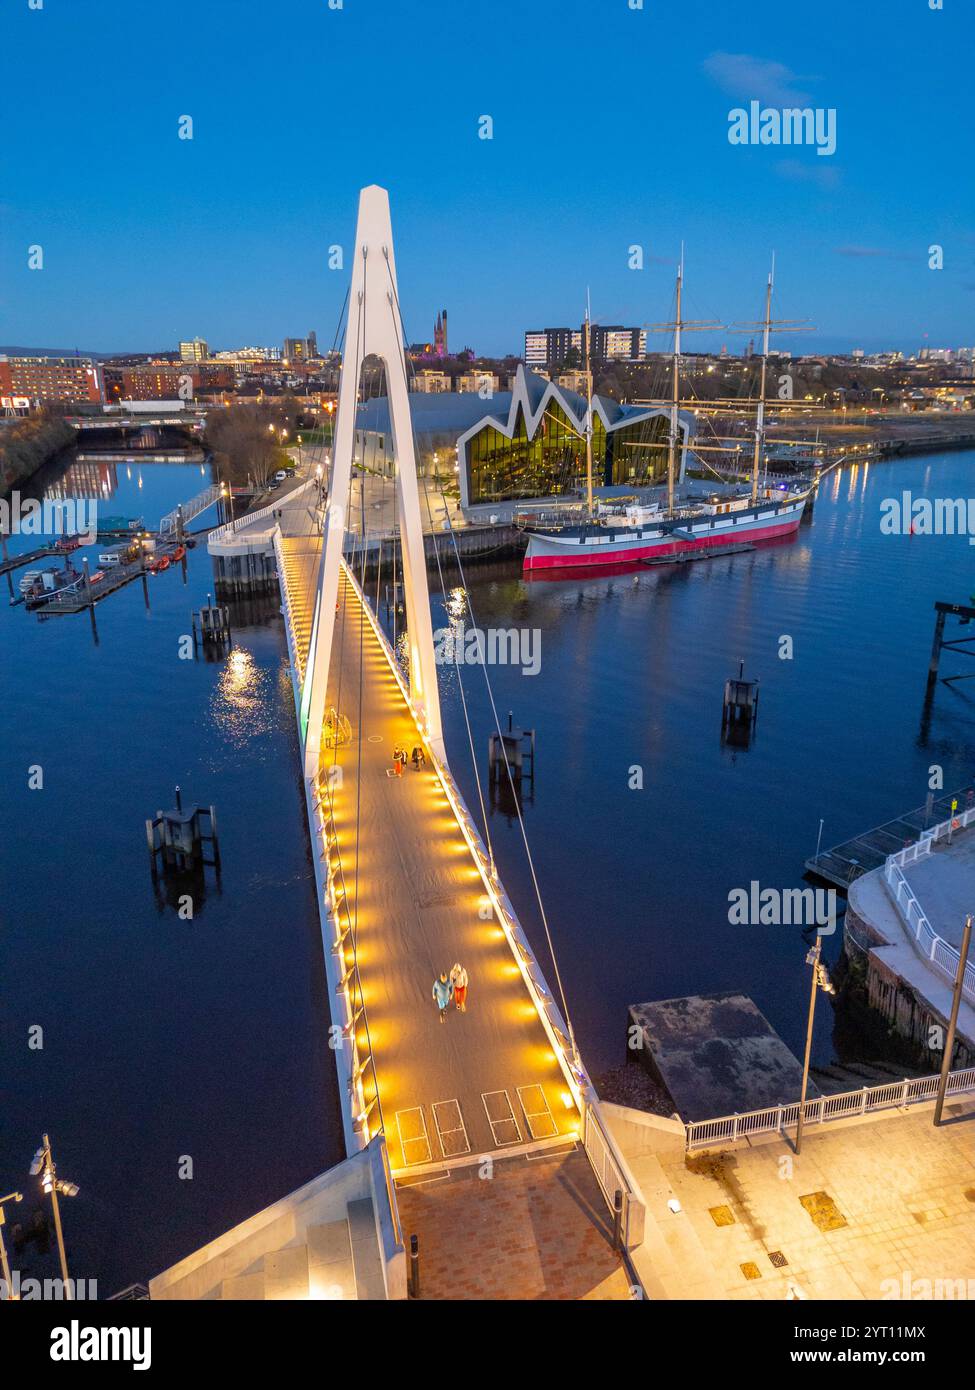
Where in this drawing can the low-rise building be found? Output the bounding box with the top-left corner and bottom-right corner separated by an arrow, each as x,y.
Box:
413,370 -> 450,393
353,364 -> 691,507
456,371 -> 500,395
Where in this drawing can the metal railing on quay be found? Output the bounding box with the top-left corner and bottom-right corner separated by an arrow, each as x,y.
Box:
685,1067 -> 975,1151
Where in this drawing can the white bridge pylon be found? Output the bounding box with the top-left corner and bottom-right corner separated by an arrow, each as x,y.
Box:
301,185 -> 445,778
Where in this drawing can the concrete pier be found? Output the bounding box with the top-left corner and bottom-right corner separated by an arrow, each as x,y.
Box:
844,818 -> 975,1068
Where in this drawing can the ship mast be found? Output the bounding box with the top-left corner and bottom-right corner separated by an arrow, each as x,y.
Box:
669,253 -> 683,517
647,249 -> 720,518
584,289 -> 594,518
751,256 -> 774,504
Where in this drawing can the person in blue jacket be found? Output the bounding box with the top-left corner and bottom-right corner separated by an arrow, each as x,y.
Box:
432,971 -> 453,1023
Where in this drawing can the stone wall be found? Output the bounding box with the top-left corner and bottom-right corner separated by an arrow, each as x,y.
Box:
844,899 -> 974,1069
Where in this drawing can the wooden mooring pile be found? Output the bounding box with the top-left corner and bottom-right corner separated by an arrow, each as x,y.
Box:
146,786 -> 220,874
488,712 -> 535,785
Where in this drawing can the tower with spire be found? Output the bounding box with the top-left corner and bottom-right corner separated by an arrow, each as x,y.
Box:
434,308 -> 448,358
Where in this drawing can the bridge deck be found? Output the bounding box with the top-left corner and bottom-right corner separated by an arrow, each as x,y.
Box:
276,538 -> 630,1297
322,564 -> 580,1170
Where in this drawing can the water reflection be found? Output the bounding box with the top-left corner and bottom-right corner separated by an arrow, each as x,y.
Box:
210,647 -> 277,746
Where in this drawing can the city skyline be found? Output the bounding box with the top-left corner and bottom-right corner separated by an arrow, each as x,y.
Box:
4,0 -> 973,357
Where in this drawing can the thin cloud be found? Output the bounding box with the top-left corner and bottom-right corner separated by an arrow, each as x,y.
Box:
775,159 -> 840,191
702,52 -> 812,106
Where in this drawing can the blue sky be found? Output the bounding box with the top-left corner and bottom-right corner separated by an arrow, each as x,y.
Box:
2,0 -> 973,356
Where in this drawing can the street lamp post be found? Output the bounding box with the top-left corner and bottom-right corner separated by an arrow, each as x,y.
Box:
934,914 -> 973,1126
0,1191 -> 24,1298
30,1135 -> 78,1295
795,937 -> 835,1154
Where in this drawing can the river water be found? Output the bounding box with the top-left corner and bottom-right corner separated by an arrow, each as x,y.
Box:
2,445 -> 974,1292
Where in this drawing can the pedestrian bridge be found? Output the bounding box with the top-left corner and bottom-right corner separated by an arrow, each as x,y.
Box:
274,528 -> 645,1297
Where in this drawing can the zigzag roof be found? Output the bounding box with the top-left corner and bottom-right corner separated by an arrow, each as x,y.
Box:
352,365 -> 694,446
455,364 -> 693,450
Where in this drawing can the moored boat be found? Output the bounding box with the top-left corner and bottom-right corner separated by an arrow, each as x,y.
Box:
523,256 -> 812,574
23,559 -> 83,609
523,488 -> 808,570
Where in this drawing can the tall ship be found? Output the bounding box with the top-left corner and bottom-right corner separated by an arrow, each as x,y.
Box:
523,260 -> 811,573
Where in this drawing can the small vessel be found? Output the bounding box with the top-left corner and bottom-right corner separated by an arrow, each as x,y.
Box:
54,534 -> 83,553
523,259 -> 811,573
23,559 -> 83,609
170,544 -> 186,564
147,554 -> 171,574
96,514 -> 144,537
98,540 -> 138,566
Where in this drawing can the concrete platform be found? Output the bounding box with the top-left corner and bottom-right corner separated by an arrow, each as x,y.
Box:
606,1093 -> 975,1300
629,992 -> 815,1124
903,827 -> 975,950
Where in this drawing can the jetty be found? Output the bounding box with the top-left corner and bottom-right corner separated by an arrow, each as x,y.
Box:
805,786 -> 975,887
0,543 -> 63,576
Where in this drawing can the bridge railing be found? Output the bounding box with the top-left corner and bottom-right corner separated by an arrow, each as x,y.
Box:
685,1066 -> 975,1151
316,768 -> 385,1143
275,529 -> 383,1152
160,483 -> 223,536
583,1103 -> 645,1249
209,478 -> 318,546
340,559 -> 646,1249
883,805 -> 975,1006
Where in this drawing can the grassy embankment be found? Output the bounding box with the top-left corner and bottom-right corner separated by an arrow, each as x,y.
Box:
0,411 -> 77,492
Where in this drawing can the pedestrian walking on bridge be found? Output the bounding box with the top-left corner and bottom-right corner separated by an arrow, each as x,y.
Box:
450,962 -> 469,1012
432,971 -> 453,1024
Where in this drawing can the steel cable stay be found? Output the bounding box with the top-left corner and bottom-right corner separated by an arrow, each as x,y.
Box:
381,253 -> 580,1065
379,255 -> 494,879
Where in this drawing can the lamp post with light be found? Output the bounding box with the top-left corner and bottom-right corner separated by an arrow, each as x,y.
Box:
30,1135 -> 78,1295
934,914 -> 973,1126
795,937 -> 835,1154
0,1190 -> 24,1298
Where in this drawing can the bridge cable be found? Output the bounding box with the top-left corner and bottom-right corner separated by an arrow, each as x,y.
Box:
379,258 -> 495,877
381,257 -> 578,1059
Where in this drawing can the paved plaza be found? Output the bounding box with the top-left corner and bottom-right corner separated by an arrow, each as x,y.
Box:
612,1096 -> 975,1300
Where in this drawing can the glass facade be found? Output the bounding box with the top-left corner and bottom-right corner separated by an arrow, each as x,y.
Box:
604,414 -> 670,487
464,401 -> 672,503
